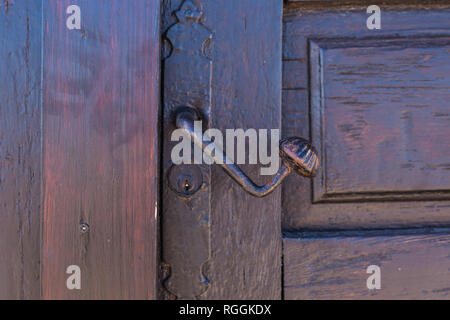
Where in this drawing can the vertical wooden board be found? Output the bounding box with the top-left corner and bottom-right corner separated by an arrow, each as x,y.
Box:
0,1 -> 42,300
204,0 -> 283,299
42,0 -> 160,299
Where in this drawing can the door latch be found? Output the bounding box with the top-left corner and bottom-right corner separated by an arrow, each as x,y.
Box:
173,107 -> 319,197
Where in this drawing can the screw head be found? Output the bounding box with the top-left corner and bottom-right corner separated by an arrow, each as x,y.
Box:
79,223 -> 90,234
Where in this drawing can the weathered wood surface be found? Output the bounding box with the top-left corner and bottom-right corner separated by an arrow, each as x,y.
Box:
162,0 -> 283,299
283,2 -> 450,301
311,37 -> 450,202
42,0 -> 160,299
286,0 -> 450,5
282,3 -> 450,230
206,0 -> 282,299
284,231 -> 450,299
0,0 -> 42,300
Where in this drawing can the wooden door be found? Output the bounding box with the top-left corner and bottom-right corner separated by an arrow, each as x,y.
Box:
282,1 -> 450,299
3,0 -> 450,301
160,0 -> 283,299
161,0 -> 450,300
0,0 -> 160,299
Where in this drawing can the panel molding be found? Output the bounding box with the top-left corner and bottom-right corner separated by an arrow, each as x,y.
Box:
282,5 -> 450,230
310,37 -> 450,204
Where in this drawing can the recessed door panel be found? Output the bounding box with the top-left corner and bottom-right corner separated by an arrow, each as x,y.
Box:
283,4 -> 450,230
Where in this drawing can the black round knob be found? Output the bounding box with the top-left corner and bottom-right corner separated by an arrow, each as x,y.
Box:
279,137 -> 319,178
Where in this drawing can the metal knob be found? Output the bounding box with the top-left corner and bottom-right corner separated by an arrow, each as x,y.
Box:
173,107 -> 319,197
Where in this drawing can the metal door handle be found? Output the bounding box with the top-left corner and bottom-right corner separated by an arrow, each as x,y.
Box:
173,107 -> 319,197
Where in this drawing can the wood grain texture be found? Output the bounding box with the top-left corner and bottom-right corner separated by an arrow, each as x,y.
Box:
282,4 -> 450,230
206,0 -> 283,299
311,37 -> 450,202
42,0 -> 160,299
284,231 -> 450,299
162,0 -> 283,299
285,0 -> 450,5
0,0 -> 42,300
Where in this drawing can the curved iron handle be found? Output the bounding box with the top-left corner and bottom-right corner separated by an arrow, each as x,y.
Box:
174,107 -> 319,197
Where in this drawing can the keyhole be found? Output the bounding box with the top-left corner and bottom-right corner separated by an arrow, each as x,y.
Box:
168,165 -> 202,197
184,179 -> 192,192
176,174 -> 196,195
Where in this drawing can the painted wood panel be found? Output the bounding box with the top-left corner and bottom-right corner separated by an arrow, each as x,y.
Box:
311,37 -> 450,202
0,0 -> 42,300
206,0 -> 283,299
282,4 -> 450,230
42,0 -> 160,299
283,2 -> 450,301
284,231 -> 450,299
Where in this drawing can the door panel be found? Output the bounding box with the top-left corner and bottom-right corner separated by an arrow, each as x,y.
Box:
284,231 -> 450,299
282,3 -> 450,230
42,0 -> 160,299
311,38 -> 450,200
0,1 -> 42,300
282,1 -> 450,299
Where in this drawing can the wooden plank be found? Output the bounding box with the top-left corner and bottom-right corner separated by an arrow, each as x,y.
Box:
42,0 -> 160,299
285,0 -> 450,5
284,231 -> 450,299
205,0 -> 283,299
0,1 -> 42,300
